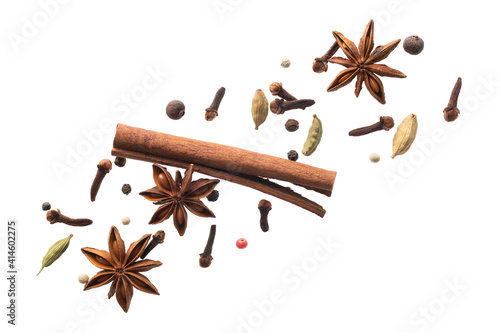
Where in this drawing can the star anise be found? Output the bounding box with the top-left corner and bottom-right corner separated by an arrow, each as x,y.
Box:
81,226 -> 162,313
326,19 -> 406,104
139,164 -> 219,236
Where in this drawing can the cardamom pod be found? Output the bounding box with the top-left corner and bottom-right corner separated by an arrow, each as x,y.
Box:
302,114 -> 323,156
391,114 -> 418,158
37,234 -> 73,276
251,89 -> 269,130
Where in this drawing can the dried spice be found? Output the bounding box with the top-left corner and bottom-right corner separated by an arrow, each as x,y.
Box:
122,183 -> 132,195
139,164 -> 219,236
287,150 -> 298,161
90,159 -> 112,202
81,226 -> 162,313
302,114 -> 323,156
391,114 -> 418,158
46,209 -> 93,227
270,99 -> 315,115
114,157 -> 126,167
199,225 -> 216,268
348,116 -> 394,136
140,230 -> 165,259
236,238 -> 248,249
258,199 -> 272,232
205,87 -> 225,121
369,153 -> 380,163
78,273 -> 89,284
251,89 -> 269,130
269,82 -> 297,101
121,217 -> 131,225
285,119 -> 299,132
37,234 -> 73,276
206,190 -> 219,202
281,58 -> 291,68
166,100 -> 185,120
113,124 -> 336,217
327,20 -> 406,104
443,77 -> 462,122
403,36 -> 424,55
42,202 -> 51,211
313,41 -> 339,73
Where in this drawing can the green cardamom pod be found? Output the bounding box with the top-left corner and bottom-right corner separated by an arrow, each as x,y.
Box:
391,114 -> 418,158
251,89 -> 269,130
302,114 -> 323,156
37,234 -> 73,276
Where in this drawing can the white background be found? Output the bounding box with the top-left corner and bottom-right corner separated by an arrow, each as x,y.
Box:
1,0 -> 499,332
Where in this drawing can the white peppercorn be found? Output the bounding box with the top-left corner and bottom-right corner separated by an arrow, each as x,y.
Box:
78,273 -> 89,284
369,153 -> 380,163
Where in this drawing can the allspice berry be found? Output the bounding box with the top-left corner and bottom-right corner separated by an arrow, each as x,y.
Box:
166,100 -> 185,120
42,202 -> 51,211
287,150 -> 299,161
122,184 -> 132,195
285,119 -> 299,132
206,190 -> 219,202
403,36 -> 424,55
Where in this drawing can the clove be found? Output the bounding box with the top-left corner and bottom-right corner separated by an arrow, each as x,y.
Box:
199,225 -> 216,268
312,41 -> 339,73
443,77 -> 461,122
205,87 -> 226,121
90,159 -> 112,202
258,199 -> 272,232
140,230 -> 165,259
348,116 -> 394,136
270,99 -> 315,115
46,209 -> 93,227
269,82 -> 297,101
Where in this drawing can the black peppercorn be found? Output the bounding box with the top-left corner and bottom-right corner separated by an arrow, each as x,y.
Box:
287,150 -> 298,161
166,100 -> 185,120
42,202 -> 51,211
206,190 -> 219,202
403,36 -> 424,55
122,184 -> 132,195
285,119 -> 299,132
114,157 -> 126,167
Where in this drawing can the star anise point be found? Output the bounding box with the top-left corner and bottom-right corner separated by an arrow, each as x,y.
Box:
327,20 -> 405,104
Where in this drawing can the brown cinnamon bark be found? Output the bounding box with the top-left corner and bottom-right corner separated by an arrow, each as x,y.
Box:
112,148 -> 327,217
113,124 -> 335,195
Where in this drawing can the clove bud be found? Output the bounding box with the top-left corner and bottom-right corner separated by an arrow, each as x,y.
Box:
348,116 -> 394,136
199,225 -> 216,268
270,99 -> 315,115
140,230 -> 165,259
258,199 -> 272,232
443,77 -> 461,122
46,209 -> 93,227
90,159 -> 112,202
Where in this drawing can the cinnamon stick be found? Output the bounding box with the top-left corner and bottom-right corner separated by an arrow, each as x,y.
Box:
112,147 -> 327,217
113,124 -> 335,195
